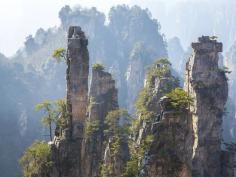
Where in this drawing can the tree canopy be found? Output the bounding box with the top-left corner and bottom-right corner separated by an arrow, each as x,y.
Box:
19,141 -> 52,177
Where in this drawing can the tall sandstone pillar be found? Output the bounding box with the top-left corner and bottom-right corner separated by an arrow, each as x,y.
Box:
185,36 -> 228,177
49,27 -> 89,177
67,26 -> 89,138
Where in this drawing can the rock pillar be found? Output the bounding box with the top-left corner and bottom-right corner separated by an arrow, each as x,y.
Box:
67,26 -> 89,138
185,36 -> 228,177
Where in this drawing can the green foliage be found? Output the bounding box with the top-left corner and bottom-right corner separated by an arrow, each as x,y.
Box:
138,135 -> 154,159
135,58 -> 175,122
35,100 -> 55,126
35,99 -> 68,139
166,88 -> 193,110
54,99 -> 68,130
121,156 -> 139,177
143,135 -> 154,149
156,58 -> 171,66
110,137 -> 122,157
122,135 -> 154,177
128,59 -> 182,176
135,87 -> 155,121
52,48 -> 66,62
85,120 -> 100,137
19,141 -> 52,177
105,109 -> 131,137
92,63 -> 105,71
146,58 -> 171,87
100,164 -> 113,177
98,109 -> 132,176
88,96 -> 97,111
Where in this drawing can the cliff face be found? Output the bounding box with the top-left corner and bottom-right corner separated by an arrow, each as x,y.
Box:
50,26 -> 90,177
141,101 -> 192,177
67,26 -> 89,138
134,60 -> 192,177
185,36 -> 229,177
82,67 -> 118,177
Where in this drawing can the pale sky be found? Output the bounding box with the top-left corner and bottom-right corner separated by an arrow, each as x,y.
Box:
0,0 -> 190,57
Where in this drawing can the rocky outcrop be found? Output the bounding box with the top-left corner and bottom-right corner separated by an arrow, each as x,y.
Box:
140,98 -> 192,177
135,59 -> 179,145
185,36 -> 230,177
103,135 -> 129,177
82,67 -> 118,177
134,60 -> 185,177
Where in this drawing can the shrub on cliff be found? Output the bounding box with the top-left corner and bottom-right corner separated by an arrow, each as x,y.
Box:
146,58 -> 172,87
85,120 -> 100,136
105,109 -> 131,137
19,141 -> 52,177
92,63 -> 105,71
100,164 -> 113,177
135,87 -> 155,121
166,87 -> 193,110
122,135 -> 154,177
135,58 -> 177,121
99,109 -> 131,176
52,48 -> 66,62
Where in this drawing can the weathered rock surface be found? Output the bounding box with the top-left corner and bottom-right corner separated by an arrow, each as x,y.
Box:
135,62 -> 192,177
103,136 -> 130,177
50,26 -> 89,177
137,36 -> 233,177
185,36 -> 230,177
67,26 -> 89,138
82,67 -> 118,177
221,151 -> 235,177
136,60 -> 179,146
140,103 -> 192,177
